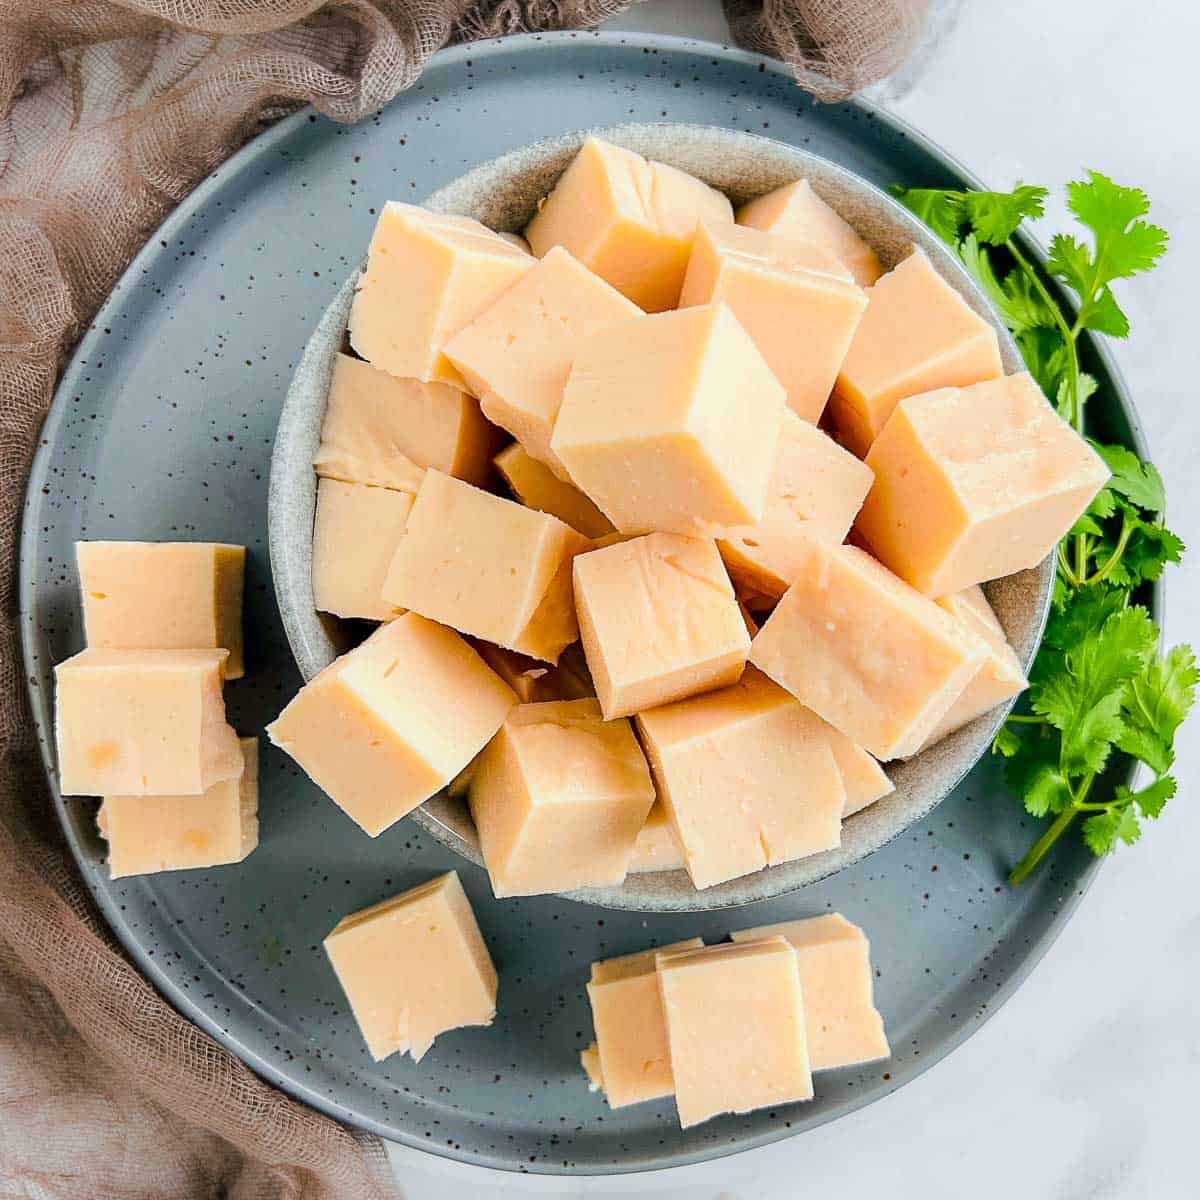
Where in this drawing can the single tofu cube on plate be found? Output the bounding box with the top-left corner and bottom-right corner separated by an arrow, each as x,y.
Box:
551,304 -> 785,536
77,541 -> 245,679
494,441 -> 615,539
468,698 -> 656,897
55,648 -> 242,797
855,372 -> 1111,596
323,871 -> 497,1062
266,614 -> 516,836
657,937 -> 813,1128
98,737 -> 258,877
573,533 -> 750,720
679,220 -> 867,422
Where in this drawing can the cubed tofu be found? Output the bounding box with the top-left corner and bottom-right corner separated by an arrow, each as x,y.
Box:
749,541 -> 987,760
468,699 -> 656,898
348,203 -> 532,385
55,649 -> 242,797
98,737 -> 258,877
573,533 -> 750,720
920,585 -> 1027,746
382,471 -> 590,663
494,442 -> 615,539
583,939 -> 704,1107
627,800 -> 687,874
635,668 -> 844,889
524,137 -> 733,312
314,352 -> 499,491
679,221 -> 867,422
822,721 -> 894,816
657,938 -> 813,1128
311,479 -> 411,621
829,248 -> 1003,455
444,246 -> 641,476
551,305 -> 786,536
266,614 -> 515,836
323,871 -> 497,1061
855,372 -> 1111,596
730,913 -> 890,1070
717,412 -> 875,605
736,179 -> 884,286
76,541 -> 245,679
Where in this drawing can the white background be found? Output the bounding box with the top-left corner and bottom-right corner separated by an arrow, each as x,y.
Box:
387,1 -> 1200,1195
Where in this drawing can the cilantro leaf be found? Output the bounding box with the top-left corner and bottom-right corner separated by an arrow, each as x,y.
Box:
959,235 -> 1057,339
1023,764 -> 1073,818
992,723 -> 1022,758
1091,443 -> 1166,513
890,186 -> 963,244
961,185 -> 1047,244
1066,172 -> 1169,281
1129,775 -> 1176,820
1040,585 -> 1124,652
1082,805 -> 1142,855
1116,646 -> 1198,774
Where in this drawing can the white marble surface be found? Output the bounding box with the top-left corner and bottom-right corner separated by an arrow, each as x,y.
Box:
387,1 -> 1200,1194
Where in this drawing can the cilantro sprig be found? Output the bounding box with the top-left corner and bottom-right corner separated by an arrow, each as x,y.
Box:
893,173 -> 1193,884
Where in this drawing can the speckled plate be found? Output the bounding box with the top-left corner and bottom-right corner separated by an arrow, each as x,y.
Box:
268,122 -> 1047,912
20,32 -> 1148,1177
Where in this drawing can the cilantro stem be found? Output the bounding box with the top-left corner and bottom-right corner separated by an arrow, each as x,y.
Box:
1005,714 -> 1046,725
1085,510 -> 1133,585
1007,807 -> 1077,885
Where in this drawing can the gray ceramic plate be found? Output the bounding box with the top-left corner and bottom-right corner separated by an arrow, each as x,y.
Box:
269,123 -> 1047,912
20,32 -> 1148,1176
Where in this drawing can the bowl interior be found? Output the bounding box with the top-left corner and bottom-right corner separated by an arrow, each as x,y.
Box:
268,122 -> 1048,913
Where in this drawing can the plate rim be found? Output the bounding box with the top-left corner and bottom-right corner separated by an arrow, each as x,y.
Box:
18,28 -> 1153,1176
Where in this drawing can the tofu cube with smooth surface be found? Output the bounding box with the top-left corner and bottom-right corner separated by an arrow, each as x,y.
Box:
750,541 -> 987,760
627,800 -> 687,874
444,246 -> 642,476
920,586 -> 1027,747
736,179 -> 884,286
494,442 -> 615,539
311,479 -> 411,621
348,202 -> 532,385
573,533 -> 750,720
657,937 -> 813,1128
583,939 -> 704,1107
314,352 -> 499,491
77,541 -> 245,679
382,471 -> 590,663
98,737 -> 258,877
830,248 -> 1003,455
679,221 -> 867,422
730,913 -> 890,1070
718,412 -> 875,605
551,305 -> 786,536
524,137 -> 733,312
55,649 -> 242,797
266,614 -> 515,836
635,668 -> 845,889
468,699 -> 656,897
855,372 -> 1111,596
823,721 -> 894,817
323,871 -> 497,1062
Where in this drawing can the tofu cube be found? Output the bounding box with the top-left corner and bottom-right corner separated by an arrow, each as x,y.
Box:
730,913 -> 890,1070
823,721 -> 894,817
348,202 -> 532,385
749,541 -> 987,760
55,648 -> 242,796
583,939 -> 703,1107
679,221 -> 867,422
77,541 -> 245,679
524,137 -> 733,312
736,179 -> 884,286
657,938 -> 813,1128
573,533 -> 750,720
830,248 -> 1003,455
323,871 -> 497,1061
635,668 -> 845,889
627,800 -> 687,874
266,614 -> 515,836
468,699 -> 656,897
98,737 -> 258,877
855,372 -> 1111,596
311,479 -> 411,621
444,246 -> 641,476
382,471 -> 590,663
920,585 -> 1027,747
494,442 -> 615,539
717,411 -> 875,605
314,352 -> 499,491
551,305 -> 786,536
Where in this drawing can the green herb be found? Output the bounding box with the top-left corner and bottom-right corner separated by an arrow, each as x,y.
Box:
892,173 -> 1193,884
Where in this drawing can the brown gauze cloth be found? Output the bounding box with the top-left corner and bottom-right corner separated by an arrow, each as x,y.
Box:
0,2 -> 926,1197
